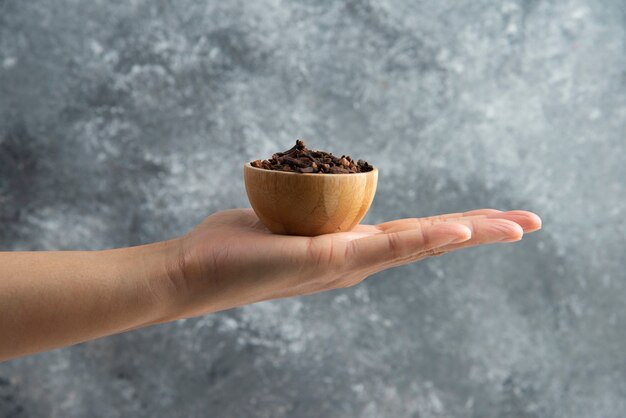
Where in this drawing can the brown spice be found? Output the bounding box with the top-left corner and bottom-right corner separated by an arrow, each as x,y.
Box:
249,140 -> 374,174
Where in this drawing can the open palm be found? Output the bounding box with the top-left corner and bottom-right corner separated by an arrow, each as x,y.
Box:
170,208 -> 541,319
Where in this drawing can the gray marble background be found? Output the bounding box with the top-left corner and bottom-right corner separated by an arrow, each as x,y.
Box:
1,0 -> 625,417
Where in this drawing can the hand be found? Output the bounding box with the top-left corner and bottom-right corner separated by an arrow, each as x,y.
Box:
164,208 -> 541,320
0,207 -> 541,360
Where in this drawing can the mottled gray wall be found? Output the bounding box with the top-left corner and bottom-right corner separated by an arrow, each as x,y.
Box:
1,0 -> 625,417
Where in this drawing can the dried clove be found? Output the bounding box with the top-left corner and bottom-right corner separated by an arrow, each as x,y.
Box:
249,140 -> 374,174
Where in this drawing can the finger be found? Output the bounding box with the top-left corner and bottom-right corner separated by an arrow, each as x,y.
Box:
381,218 -> 525,270
449,218 -> 524,244
379,210 -> 541,235
489,210 -> 542,233
345,222 -> 472,270
424,218 -> 524,258
376,209 -> 502,232
350,224 -> 384,235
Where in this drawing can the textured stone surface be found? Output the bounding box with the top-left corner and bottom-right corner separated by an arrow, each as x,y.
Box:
1,0 -> 625,416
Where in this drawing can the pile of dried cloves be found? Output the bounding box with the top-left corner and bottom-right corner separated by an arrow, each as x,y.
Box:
250,140 -> 373,174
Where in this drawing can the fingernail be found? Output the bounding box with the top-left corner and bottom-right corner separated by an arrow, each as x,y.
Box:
499,235 -> 523,243
528,215 -> 543,232
431,224 -> 472,245
448,234 -> 471,244
441,231 -> 472,245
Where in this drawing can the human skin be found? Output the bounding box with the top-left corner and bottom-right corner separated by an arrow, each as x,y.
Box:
0,208 -> 541,361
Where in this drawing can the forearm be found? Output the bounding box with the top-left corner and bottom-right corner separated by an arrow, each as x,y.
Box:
0,240 -> 180,361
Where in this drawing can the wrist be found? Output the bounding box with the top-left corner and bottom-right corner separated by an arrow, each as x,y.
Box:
104,238 -> 187,326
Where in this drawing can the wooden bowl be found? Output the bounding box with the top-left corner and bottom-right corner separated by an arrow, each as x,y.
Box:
244,164 -> 378,236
